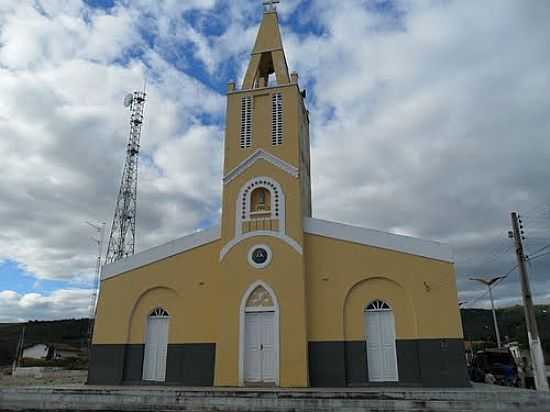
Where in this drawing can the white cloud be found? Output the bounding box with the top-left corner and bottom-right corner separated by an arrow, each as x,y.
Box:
0,2 -> 224,286
0,2 -> 139,69
0,289 -> 92,322
1,0 -> 550,322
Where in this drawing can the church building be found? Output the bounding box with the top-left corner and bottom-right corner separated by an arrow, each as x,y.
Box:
89,4 -> 469,388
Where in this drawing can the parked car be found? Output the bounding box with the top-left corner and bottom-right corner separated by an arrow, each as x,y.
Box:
469,349 -> 519,386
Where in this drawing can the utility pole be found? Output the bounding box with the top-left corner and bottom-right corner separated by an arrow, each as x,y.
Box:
510,211 -> 549,391
469,276 -> 504,348
12,324 -> 25,374
85,221 -> 106,351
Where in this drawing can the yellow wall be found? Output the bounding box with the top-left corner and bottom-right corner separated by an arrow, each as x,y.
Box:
304,233 -> 464,342
94,228 -> 463,387
224,85 -> 304,173
93,240 -> 222,345
214,234 -> 309,387
94,230 -> 310,387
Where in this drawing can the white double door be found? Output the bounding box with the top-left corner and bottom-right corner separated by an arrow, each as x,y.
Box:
244,311 -> 276,383
366,310 -> 399,382
142,316 -> 169,382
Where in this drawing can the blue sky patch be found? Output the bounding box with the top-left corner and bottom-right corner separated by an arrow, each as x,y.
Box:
84,0 -> 115,10
0,260 -> 73,294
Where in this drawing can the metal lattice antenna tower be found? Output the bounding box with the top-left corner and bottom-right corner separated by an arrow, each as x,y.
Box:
105,91 -> 146,263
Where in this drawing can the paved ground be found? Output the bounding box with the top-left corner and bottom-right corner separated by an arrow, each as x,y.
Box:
2,381 -> 550,411
0,370 -> 87,387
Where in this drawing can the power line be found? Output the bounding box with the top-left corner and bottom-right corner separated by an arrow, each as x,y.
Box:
456,241 -> 514,271
528,243 -> 550,259
521,203 -> 550,222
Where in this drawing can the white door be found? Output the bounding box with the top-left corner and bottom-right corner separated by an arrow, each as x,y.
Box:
143,314 -> 169,382
366,304 -> 398,382
244,311 -> 276,383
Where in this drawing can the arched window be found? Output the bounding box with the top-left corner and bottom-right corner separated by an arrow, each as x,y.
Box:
246,285 -> 274,308
366,300 -> 391,312
149,307 -> 169,317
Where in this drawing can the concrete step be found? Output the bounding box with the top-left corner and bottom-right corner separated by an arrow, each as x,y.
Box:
1,385 -> 550,412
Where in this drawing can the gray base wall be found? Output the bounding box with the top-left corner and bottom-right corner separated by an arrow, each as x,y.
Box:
88,343 -> 215,386
3,386 -> 550,412
308,338 -> 470,388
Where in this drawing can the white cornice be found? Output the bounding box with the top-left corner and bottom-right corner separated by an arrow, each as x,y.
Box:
304,218 -> 454,263
219,231 -> 303,261
223,149 -> 298,185
101,226 -> 220,281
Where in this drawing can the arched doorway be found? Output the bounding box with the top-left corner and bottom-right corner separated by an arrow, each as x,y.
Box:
239,282 -> 279,385
365,300 -> 398,382
142,307 -> 170,382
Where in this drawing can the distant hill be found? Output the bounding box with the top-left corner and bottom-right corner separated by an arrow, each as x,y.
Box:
0,319 -> 90,366
461,304 -> 550,360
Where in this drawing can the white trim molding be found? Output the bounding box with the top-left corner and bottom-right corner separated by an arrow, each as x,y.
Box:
220,231 -> 302,261
101,226 -> 221,281
223,149 -> 298,185
239,280 -> 280,386
304,217 -> 454,263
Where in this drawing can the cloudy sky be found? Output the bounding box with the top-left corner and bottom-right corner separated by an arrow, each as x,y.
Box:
1,0 -> 550,322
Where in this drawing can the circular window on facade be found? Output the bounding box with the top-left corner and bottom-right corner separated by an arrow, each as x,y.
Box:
248,245 -> 272,269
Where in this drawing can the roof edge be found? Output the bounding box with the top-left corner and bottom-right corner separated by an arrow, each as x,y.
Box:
304,217 -> 454,263
223,149 -> 298,185
101,226 -> 221,281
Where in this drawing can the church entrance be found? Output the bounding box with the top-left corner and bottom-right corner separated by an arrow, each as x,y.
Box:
244,311 -> 276,383
365,300 -> 399,382
241,283 -> 279,385
142,307 -> 170,382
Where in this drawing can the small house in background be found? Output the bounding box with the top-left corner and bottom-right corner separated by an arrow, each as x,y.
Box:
21,344 -> 52,360
21,343 -> 84,361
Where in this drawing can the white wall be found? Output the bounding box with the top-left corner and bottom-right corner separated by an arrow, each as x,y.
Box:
22,344 -> 48,359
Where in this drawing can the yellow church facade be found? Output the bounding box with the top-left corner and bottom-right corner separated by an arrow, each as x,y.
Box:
88,8 -> 469,388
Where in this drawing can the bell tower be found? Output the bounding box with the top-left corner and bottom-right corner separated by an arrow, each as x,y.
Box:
216,3 -> 311,387
220,6 -> 311,252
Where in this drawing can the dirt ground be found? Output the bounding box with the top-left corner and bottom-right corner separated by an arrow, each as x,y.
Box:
0,369 -> 87,387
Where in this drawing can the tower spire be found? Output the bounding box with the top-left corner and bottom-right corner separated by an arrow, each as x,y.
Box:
263,0 -> 280,12
242,4 -> 290,90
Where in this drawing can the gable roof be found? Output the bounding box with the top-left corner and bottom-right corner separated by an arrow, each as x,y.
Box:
101,218 -> 453,282
223,149 -> 298,185
101,226 -> 220,281
304,217 -> 454,263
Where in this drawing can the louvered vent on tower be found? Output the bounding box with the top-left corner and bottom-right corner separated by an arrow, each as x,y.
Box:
240,96 -> 253,149
272,93 -> 283,145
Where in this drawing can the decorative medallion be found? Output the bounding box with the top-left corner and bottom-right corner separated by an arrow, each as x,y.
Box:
248,244 -> 272,269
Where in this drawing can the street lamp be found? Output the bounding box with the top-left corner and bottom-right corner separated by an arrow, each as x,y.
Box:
469,276 -> 504,349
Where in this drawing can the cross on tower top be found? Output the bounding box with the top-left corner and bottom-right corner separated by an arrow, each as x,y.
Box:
263,0 -> 280,12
